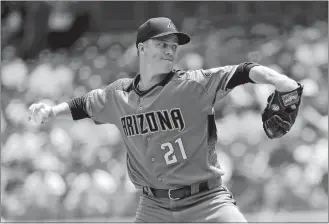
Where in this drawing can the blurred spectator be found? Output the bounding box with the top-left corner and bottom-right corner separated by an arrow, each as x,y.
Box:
46,1 -> 91,51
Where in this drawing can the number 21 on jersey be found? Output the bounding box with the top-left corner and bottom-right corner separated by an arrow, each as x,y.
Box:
161,138 -> 187,165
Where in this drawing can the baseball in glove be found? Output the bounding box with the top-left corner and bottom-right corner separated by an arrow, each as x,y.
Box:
262,83 -> 303,139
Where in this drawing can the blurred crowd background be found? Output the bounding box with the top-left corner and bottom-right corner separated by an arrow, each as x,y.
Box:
1,1 -> 328,222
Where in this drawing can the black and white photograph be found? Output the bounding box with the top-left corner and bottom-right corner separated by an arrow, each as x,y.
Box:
1,1 -> 328,223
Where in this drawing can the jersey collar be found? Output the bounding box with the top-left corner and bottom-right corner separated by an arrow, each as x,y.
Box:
132,71 -> 175,97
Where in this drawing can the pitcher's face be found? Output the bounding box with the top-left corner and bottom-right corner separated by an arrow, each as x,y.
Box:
143,34 -> 179,73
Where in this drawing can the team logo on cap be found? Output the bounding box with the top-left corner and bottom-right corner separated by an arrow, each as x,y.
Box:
167,21 -> 177,30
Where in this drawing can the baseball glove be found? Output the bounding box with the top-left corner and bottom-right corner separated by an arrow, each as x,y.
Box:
262,83 -> 303,139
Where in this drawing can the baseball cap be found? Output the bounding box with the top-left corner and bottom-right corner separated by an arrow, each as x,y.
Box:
136,17 -> 191,47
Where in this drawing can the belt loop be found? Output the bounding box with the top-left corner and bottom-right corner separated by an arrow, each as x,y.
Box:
190,182 -> 199,194
146,186 -> 155,196
143,187 -> 148,195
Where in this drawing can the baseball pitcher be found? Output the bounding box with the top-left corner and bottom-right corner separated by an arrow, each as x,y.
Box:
28,17 -> 303,222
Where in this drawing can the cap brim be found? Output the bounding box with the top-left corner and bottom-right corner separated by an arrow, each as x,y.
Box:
151,31 -> 191,45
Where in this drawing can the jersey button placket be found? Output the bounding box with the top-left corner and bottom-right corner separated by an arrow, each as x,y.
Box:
138,97 -> 143,111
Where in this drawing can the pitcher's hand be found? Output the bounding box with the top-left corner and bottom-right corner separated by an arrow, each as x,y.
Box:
28,103 -> 54,124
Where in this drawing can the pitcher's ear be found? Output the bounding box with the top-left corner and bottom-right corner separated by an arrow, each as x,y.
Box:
137,43 -> 145,54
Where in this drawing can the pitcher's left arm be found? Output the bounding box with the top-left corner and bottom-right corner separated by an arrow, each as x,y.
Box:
190,62 -> 303,139
247,65 -> 303,139
248,65 -> 299,91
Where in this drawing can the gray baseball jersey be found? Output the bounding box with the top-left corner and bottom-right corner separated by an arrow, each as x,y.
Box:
84,66 -> 239,190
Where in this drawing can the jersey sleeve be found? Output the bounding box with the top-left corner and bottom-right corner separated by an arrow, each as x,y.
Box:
85,84 -> 115,124
195,65 -> 238,101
